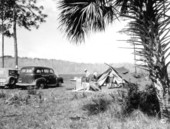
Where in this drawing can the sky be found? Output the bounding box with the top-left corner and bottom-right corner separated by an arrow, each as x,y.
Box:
2,0 -> 134,64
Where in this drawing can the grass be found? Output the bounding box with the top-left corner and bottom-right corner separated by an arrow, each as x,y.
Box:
0,75 -> 169,129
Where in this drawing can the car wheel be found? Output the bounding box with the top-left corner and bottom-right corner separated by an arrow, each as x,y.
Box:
9,78 -> 16,89
37,81 -> 46,89
56,82 -> 62,87
4,85 -> 9,89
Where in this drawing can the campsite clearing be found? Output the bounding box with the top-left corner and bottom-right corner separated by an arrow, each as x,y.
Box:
0,74 -> 168,129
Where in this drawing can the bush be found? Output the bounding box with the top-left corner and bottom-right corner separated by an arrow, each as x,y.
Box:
5,90 -> 44,106
5,92 -> 27,106
122,83 -> 160,117
81,82 -> 160,119
82,96 -> 111,115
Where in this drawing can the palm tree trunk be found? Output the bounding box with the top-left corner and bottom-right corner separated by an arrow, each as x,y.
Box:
13,7 -> 18,69
148,42 -> 170,119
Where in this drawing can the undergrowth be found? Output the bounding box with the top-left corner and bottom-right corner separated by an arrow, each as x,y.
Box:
0,90 -> 6,99
124,83 -> 160,117
4,88 -> 44,106
82,82 -> 160,119
0,82 -> 167,129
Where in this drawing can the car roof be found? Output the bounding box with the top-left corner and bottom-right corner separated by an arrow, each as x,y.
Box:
20,66 -> 53,70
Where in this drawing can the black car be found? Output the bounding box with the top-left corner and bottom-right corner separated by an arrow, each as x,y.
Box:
16,66 -> 63,89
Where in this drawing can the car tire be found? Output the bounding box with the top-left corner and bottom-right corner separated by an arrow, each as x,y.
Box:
37,81 -> 46,89
9,78 -> 16,89
56,82 -> 62,87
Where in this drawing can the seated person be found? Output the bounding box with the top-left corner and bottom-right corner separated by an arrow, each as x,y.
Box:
84,71 -> 101,91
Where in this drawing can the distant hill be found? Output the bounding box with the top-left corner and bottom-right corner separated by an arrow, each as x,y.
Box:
0,56 -> 136,74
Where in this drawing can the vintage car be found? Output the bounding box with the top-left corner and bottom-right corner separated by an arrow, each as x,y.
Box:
16,66 -> 63,89
0,68 -> 18,88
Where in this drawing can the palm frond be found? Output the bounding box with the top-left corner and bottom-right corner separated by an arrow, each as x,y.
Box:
58,0 -> 117,43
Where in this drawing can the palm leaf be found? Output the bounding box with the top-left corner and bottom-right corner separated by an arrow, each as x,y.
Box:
59,0 -> 117,43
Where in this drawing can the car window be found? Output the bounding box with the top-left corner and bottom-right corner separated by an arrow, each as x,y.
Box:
21,68 -> 33,73
35,69 -> 42,74
44,69 -> 49,74
50,69 -> 54,74
27,69 -> 33,73
21,69 -> 26,73
9,70 -> 17,76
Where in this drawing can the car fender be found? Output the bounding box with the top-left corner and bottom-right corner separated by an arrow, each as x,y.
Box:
57,77 -> 64,83
35,78 -> 46,85
7,77 -> 16,84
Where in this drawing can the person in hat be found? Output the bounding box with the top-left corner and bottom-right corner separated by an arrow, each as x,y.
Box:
84,69 -> 91,82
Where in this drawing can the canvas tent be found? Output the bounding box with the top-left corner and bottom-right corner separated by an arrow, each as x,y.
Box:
97,65 -> 128,88
71,64 -> 129,91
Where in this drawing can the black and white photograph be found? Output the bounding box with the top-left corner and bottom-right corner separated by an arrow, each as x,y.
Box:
0,0 -> 170,128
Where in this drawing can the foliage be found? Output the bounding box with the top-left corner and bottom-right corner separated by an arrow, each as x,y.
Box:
58,1 -> 170,119
0,82 -> 169,129
59,0 -> 118,42
27,86 -> 38,95
4,89 -> 44,107
0,0 -> 47,67
0,0 -> 11,36
1,0 -> 47,32
0,90 -> 6,99
123,0 -> 170,85
121,83 -> 160,117
81,82 -> 159,118
58,0 -> 170,84
5,92 -> 28,106
82,96 -> 111,115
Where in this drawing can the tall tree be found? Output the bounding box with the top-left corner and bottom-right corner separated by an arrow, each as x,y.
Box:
58,0 -> 170,121
4,0 -> 47,68
0,0 -> 12,68
0,0 -> 5,68
120,0 -> 170,120
0,0 -> 10,67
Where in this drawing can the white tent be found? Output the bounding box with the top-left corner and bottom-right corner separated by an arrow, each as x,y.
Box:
97,64 -> 127,88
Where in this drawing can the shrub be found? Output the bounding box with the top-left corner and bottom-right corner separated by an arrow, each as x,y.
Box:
81,82 -> 159,119
82,96 -> 111,115
122,83 -> 160,117
5,90 -> 44,106
5,92 -> 26,106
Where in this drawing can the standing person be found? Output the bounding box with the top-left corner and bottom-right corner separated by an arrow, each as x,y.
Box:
84,69 -> 91,82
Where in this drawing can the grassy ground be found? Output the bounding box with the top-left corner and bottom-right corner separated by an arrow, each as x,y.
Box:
0,75 -> 169,129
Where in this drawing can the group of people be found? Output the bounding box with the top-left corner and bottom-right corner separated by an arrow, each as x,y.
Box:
82,69 -> 101,91
81,69 -> 123,91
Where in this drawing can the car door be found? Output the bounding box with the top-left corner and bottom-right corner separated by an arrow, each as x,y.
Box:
49,69 -> 57,85
42,68 -> 51,85
34,68 -> 43,80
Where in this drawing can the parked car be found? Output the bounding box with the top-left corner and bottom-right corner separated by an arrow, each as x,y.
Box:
0,68 -> 18,88
16,66 -> 63,89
